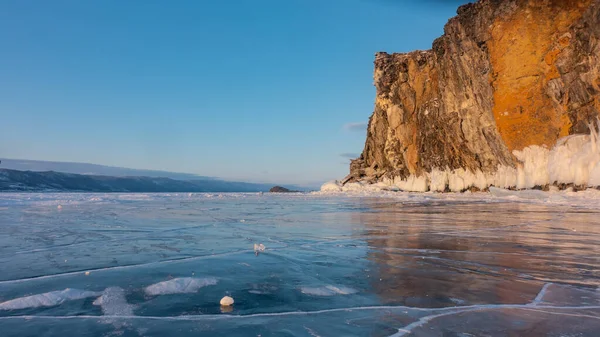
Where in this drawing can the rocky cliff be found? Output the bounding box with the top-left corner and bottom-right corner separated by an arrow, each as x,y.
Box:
343,0 -> 600,191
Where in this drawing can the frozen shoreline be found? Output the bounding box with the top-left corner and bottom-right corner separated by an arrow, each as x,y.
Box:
315,185 -> 600,210
332,121 -> 600,194
1,187 -> 599,212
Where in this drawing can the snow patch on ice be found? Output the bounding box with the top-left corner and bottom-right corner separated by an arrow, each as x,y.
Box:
93,287 -> 135,316
321,181 -> 343,192
0,289 -> 100,310
144,277 -> 218,296
300,285 -> 358,296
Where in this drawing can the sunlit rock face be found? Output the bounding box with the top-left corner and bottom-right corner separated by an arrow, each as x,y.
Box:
347,0 -> 600,190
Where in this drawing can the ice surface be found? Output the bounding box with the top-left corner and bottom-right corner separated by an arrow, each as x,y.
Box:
0,192 -> 599,336
145,277 -> 218,296
0,289 -> 100,310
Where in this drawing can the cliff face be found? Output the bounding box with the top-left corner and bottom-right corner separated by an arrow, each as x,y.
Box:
347,0 -> 600,189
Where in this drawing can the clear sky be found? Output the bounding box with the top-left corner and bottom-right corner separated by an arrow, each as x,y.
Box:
0,0 -> 466,185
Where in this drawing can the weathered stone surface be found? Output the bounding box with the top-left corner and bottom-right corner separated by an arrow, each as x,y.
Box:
348,0 -> 600,185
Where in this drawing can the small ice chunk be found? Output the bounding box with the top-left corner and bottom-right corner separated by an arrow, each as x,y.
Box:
0,288 -> 100,310
220,296 -> 234,306
300,285 -> 358,296
144,277 -> 217,296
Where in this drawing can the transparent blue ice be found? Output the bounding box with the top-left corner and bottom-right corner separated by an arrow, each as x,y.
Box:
0,193 -> 599,336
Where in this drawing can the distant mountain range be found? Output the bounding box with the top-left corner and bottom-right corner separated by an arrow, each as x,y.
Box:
0,158 -> 212,181
0,169 -> 306,192
0,159 -> 307,192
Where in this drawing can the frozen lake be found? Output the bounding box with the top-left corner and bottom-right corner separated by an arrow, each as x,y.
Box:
0,192 -> 599,336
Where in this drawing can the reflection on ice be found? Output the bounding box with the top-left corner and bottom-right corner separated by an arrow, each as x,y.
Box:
534,283 -> 600,306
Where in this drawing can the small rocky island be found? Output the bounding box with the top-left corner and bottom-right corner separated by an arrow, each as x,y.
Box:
269,186 -> 299,193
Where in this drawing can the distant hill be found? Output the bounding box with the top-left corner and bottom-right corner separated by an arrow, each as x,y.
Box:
0,169 -> 301,193
0,158 -> 212,181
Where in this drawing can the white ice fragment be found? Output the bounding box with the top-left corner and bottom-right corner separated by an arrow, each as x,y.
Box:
144,277 -> 217,296
473,170 -> 488,190
0,288 -> 100,310
448,168 -> 467,192
394,175 -> 428,192
300,285 -> 358,296
343,182 -> 367,192
548,120 -> 600,186
428,169 -> 448,192
514,145 -> 549,189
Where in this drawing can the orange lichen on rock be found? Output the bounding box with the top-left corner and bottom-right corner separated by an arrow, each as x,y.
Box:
488,0 -> 591,151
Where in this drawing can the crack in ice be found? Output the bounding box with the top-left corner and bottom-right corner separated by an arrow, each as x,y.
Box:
389,300 -> 600,337
388,282 -> 600,337
390,310 -> 461,337
530,283 -> 552,305
0,250 -> 246,285
0,304 -> 599,322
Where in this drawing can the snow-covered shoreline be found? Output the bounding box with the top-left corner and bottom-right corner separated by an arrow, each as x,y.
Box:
315,186 -> 600,210
325,121 -> 600,194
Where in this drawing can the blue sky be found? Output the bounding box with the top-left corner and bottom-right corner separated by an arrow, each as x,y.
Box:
0,0 -> 465,185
